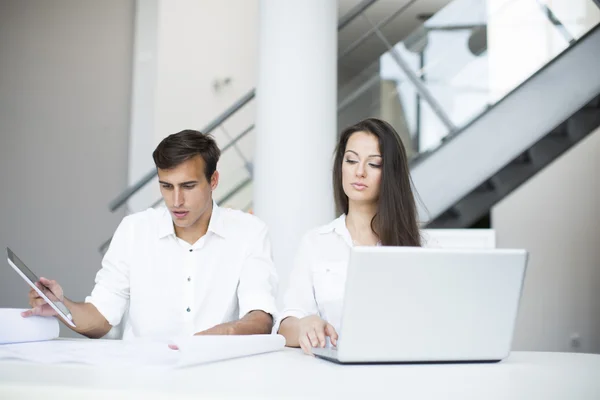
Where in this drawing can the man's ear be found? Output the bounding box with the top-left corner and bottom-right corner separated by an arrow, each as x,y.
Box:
210,170 -> 219,191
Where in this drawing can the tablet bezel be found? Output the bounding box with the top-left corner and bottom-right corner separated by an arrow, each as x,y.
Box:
6,247 -> 76,328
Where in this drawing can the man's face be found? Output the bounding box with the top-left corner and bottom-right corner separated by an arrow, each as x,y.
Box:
158,155 -> 219,233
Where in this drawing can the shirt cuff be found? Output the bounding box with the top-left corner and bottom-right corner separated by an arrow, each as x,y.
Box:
84,291 -> 125,328
239,296 -> 278,328
271,308 -> 308,334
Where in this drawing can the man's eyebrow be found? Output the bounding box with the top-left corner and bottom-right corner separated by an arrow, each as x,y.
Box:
158,180 -> 198,186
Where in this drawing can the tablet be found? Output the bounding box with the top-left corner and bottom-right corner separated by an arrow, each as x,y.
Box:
6,247 -> 76,328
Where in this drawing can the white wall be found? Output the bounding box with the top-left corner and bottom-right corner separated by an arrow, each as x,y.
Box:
127,0 -> 259,212
492,126 -> 600,354
0,0 -> 133,337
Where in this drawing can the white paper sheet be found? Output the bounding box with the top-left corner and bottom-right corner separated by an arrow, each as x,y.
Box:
0,334 -> 285,368
0,308 -> 59,344
173,334 -> 286,367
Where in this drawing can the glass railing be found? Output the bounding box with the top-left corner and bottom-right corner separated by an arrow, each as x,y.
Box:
102,0 -> 600,253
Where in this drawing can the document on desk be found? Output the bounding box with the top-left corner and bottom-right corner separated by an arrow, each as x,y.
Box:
0,308 -> 59,344
0,334 -> 285,368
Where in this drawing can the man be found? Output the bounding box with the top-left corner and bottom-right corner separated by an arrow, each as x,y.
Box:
22,130 -> 277,339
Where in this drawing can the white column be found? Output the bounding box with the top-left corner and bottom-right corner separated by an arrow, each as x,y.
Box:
254,0 -> 337,303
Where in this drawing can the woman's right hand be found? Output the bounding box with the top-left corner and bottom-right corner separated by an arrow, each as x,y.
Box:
297,315 -> 338,355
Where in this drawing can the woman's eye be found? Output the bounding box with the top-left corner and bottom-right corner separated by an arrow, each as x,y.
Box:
345,159 -> 358,164
369,163 -> 381,168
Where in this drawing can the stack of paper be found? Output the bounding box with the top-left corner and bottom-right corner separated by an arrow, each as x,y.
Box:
0,308 -> 59,344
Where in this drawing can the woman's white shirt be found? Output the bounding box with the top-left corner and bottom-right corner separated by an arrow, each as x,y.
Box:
276,214 -> 436,336
276,214 -> 358,334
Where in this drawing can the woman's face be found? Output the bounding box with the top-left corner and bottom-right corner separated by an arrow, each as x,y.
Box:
341,131 -> 382,206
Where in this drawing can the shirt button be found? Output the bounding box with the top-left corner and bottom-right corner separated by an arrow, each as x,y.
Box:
189,249 -> 193,252
187,276 -> 191,282
186,307 -> 191,312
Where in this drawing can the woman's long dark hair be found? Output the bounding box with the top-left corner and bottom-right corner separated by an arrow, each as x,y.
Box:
333,118 -> 421,247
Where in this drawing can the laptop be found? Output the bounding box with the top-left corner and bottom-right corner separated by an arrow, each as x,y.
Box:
312,246 -> 528,364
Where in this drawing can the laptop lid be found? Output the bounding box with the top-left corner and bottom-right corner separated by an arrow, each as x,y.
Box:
335,247 -> 528,363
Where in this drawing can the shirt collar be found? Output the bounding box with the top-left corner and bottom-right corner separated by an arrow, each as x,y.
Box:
317,214 -> 347,234
319,214 -> 382,247
318,214 -> 354,247
157,201 -> 226,239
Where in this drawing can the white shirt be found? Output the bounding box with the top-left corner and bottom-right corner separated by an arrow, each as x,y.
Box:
276,214 -> 435,335
85,203 -> 278,340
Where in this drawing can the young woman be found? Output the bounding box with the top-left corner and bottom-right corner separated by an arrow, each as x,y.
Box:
277,118 -> 422,355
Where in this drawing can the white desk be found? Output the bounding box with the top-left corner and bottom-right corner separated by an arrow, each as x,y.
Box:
0,349 -> 598,399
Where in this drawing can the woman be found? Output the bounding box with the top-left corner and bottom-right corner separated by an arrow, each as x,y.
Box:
276,118 -> 422,355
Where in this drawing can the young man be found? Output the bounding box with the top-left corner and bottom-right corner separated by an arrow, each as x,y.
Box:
22,130 -> 277,339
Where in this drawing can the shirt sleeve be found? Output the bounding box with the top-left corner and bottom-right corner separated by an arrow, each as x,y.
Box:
85,217 -> 132,327
272,233 -> 319,334
237,223 -> 278,323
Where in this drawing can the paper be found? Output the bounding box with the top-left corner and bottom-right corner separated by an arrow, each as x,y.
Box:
173,334 -> 286,367
0,339 -> 177,368
0,308 -> 59,344
0,334 -> 285,368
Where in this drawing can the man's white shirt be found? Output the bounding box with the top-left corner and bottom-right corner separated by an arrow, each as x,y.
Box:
85,203 -> 278,340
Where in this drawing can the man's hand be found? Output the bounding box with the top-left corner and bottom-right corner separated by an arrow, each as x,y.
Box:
21,277 -> 64,318
167,311 -> 273,350
194,322 -> 236,336
297,315 -> 338,356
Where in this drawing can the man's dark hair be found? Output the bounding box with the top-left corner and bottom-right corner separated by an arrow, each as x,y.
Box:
152,129 -> 221,181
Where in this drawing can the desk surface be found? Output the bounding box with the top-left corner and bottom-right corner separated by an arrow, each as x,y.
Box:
1,349 -> 598,399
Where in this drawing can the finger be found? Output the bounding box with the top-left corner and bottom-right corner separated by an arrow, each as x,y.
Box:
40,278 -> 62,298
27,306 -> 44,317
21,309 -> 33,318
307,328 -> 320,348
39,277 -> 52,286
29,288 -> 41,300
32,298 -> 47,308
299,336 -> 314,356
315,326 -> 326,348
325,323 -> 339,346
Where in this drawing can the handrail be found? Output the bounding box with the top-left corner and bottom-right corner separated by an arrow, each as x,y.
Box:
337,0 -> 378,30
109,1 -> 383,213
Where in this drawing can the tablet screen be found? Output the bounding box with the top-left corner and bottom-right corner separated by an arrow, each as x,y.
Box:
6,247 -> 72,319
7,247 -> 40,284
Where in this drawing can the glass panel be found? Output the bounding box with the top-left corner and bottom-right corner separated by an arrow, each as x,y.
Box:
535,0 -> 600,39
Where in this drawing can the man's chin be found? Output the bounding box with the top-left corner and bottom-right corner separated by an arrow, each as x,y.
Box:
172,219 -> 191,228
